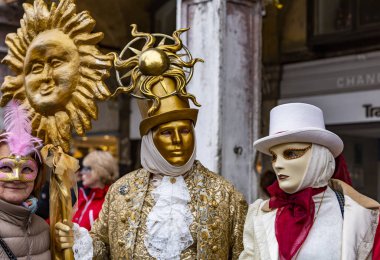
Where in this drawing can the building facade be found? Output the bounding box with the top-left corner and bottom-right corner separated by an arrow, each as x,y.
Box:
0,0 -> 263,202
263,0 -> 380,200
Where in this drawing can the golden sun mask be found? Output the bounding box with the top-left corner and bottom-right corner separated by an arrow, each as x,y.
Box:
0,0 -> 113,152
152,120 -> 194,166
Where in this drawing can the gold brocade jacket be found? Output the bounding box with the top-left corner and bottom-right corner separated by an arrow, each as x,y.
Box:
90,160 -> 248,259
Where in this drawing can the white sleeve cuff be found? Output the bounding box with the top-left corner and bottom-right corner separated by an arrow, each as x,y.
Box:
73,223 -> 93,260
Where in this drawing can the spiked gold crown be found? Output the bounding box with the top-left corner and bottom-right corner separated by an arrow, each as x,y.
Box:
112,24 -> 203,136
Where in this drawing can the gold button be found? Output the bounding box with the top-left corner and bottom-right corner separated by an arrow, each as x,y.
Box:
212,200 -> 218,208
211,223 -> 218,230
170,177 -> 176,184
200,194 -> 207,202
212,245 -> 218,252
121,215 -> 126,223
118,240 -> 125,246
201,229 -> 209,240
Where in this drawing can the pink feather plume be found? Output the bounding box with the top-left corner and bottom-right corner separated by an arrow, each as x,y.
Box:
0,100 -> 42,157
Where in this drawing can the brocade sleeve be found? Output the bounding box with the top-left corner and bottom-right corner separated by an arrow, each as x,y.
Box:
90,185 -> 112,259
231,190 -> 248,260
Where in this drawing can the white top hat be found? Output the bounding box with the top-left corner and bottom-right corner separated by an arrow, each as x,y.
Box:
254,103 -> 343,157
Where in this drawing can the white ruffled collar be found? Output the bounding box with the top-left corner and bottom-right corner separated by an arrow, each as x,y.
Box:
145,175 -> 194,260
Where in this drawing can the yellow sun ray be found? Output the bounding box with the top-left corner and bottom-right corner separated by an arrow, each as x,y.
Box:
121,70 -> 133,80
68,19 -> 96,38
76,109 -> 91,130
96,81 -> 111,97
31,114 -> 42,131
77,86 -> 94,99
63,11 -> 90,33
65,102 -> 84,135
55,111 -> 71,142
79,77 -> 104,99
158,37 -> 166,46
129,47 -> 141,55
72,93 -> 97,120
74,32 -> 104,45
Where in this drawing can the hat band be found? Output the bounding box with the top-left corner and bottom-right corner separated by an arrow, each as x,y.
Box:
139,109 -> 198,136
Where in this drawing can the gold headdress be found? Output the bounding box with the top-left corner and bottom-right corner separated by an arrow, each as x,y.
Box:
0,0 -> 112,152
113,24 -> 203,136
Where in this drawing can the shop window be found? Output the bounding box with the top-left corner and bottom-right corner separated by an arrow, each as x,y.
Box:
71,135 -> 119,160
308,0 -> 380,46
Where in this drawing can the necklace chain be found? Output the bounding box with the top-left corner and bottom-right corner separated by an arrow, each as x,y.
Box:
313,189 -> 326,222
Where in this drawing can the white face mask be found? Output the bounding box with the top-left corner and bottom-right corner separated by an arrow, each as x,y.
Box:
270,142 -> 312,194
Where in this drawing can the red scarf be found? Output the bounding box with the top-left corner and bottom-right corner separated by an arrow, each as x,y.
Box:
267,181 -> 327,260
332,154 -> 352,185
373,215 -> 380,260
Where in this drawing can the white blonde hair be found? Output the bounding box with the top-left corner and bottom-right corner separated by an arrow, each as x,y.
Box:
83,150 -> 119,184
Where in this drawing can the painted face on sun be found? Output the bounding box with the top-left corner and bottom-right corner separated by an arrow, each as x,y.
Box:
269,142 -> 312,194
0,156 -> 38,182
24,30 -> 80,113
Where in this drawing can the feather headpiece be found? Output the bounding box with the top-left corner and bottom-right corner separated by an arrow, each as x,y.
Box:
0,100 -> 43,159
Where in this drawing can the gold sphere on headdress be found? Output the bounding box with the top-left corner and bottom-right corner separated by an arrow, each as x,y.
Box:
138,48 -> 170,76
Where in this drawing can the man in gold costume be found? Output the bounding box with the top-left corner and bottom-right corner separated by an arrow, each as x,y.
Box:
56,25 -> 247,259
88,25 -> 248,260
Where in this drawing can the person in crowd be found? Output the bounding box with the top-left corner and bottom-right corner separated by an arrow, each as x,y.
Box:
73,150 -> 118,230
0,100 -> 48,259
56,25 -> 247,259
240,103 -> 380,260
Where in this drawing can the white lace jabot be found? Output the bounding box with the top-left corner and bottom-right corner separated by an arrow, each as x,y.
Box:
73,223 -> 93,260
145,175 -> 194,260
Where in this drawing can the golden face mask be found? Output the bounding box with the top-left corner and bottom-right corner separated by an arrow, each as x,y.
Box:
152,120 -> 195,166
0,156 -> 38,182
269,143 -> 312,194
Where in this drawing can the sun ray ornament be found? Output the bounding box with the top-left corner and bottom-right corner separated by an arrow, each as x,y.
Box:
0,0 -> 113,259
111,24 -> 203,129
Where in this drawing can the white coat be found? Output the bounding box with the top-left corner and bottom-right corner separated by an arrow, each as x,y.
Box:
239,179 -> 380,260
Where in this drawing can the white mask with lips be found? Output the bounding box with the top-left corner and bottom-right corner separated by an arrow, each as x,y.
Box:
270,143 -> 335,194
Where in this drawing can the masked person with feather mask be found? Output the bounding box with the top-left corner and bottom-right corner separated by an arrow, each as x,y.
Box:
240,103 -> 380,260
55,25 -> 248,259
0,100 -> 50,259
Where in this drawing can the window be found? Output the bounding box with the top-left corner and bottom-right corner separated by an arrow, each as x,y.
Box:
308,0 -> 380,46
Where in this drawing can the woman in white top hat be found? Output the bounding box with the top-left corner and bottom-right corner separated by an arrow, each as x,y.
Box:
239,103 -> 380,260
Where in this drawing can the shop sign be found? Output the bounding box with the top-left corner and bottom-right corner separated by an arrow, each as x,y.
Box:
363,104 -> 380,118
281,51 -> 380,98
280,89 -> 380,125
337,73 -> 380,88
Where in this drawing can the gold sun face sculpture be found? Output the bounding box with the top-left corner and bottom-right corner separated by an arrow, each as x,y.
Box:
113,24 -> 203,116
0,0 -> 112,152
